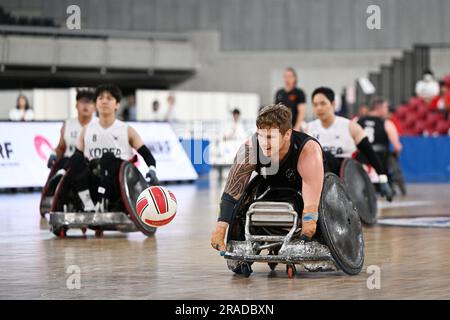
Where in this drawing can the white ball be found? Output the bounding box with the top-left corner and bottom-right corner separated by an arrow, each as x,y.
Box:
136,186 -> 177,227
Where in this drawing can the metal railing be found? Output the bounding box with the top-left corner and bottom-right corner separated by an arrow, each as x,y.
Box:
0,25 -> 191,42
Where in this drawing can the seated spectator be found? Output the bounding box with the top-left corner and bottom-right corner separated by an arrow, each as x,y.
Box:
415,69 -> 440,103
9,94 -> 34,121
429,81 -> 450,118
150,100 -> 164,121
165,93 -> 177,122
223,108 -> 246,141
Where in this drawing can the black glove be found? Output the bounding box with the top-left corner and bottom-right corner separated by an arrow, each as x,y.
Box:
47,153 -> 58,169
146,166 -> 160,186
379,175 -> 393,202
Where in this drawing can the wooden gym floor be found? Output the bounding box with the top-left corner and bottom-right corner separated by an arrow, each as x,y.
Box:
0,177 -> 449,300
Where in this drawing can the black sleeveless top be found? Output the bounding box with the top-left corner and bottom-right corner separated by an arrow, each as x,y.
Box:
357,116 -> 389,152
254,131 -> 318,191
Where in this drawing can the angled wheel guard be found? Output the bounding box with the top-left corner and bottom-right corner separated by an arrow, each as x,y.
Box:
49,211 -> 138,232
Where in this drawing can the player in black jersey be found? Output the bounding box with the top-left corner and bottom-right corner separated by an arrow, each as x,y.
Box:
357,97 -> 402,184
211,104 -> 324,253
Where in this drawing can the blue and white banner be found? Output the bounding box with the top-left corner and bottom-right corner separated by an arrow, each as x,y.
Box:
0,121 -> 197,188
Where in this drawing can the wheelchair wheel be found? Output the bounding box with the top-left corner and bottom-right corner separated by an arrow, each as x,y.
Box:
340,159 -> 378,225
39,165 -> 60,217
51,170 -> 81,213
319,173 -> 364,275
52,226 -> 67,238
389,156 -> 407,196
119,162 -> 157,237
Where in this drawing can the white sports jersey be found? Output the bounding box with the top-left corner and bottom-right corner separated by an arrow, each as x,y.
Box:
63,117 -> 96,157
307,116 -> 356,158
83,119 -> 134,161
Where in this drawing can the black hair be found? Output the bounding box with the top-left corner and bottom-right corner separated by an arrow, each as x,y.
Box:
95,84 -> 123,103
16,94 -> 31,110
311,87 -> 335,103
423,69 -> 434,77
232,108 -> 240,115
76,88 -> 95,102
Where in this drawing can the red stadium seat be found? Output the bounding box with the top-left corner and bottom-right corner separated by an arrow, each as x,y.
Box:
416,106 -> 429,120
401,129 -> 417,136
395,105 -> 409,120
412,121 -> 426,135
408,97 -> 423,110
426,112 -> 443,124
434,120 -> 450,135
403,112 -> 418,129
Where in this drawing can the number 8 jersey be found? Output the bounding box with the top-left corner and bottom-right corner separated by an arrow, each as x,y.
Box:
83,119 -> 134,161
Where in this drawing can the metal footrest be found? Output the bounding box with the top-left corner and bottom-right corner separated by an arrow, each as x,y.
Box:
49,211 -> 138,232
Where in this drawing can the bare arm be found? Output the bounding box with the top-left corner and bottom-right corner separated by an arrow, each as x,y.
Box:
54,122 -> 67,158
298,140 -> 324,213
385,119 -> 402,155
294,103 -> 306,131
76,127 -> 86,152
349,120 -> 367,145
223,139 -> 257,200
128,126 -> 145,150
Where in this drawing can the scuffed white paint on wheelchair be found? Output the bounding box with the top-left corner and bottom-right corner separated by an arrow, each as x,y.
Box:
224,201 -> 339,273
49,211 -> 138,232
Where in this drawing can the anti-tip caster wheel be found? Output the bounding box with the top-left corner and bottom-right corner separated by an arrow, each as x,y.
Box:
286,264 -> 296,279
268,262 -> 278,271
95,229 -> 104,238
240,263 -> 253,278
52,226 -> 67,238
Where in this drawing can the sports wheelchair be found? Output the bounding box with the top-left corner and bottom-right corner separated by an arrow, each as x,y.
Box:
223,172 -> 365,278
47,159 -> 156,238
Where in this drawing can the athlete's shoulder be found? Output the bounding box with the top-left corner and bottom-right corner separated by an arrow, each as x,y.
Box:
306,119 -> 320,131
336,116 -> 350,125
65,117 -> 78,126
114,119 -> 129,128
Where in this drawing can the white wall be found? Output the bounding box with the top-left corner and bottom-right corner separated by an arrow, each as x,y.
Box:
136,89 -> 260,122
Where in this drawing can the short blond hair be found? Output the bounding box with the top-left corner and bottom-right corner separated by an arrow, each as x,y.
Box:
256,104 -> 292,134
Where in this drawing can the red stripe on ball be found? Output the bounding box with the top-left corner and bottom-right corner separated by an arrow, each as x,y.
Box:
151,186 -> 168,214
145,213 -> 176,227
136,198 -> 148,217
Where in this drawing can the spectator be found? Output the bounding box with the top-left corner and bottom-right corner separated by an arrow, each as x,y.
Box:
223,108 -> 246,141
165,93 -> 176,122
120,95 -> 137,121
9,94 -> 34,121
429,80 -> 450,118
150,100 -> 164,121
274,67 -> 307,131
415,69 -> 439,103
335,87 -> 349,118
